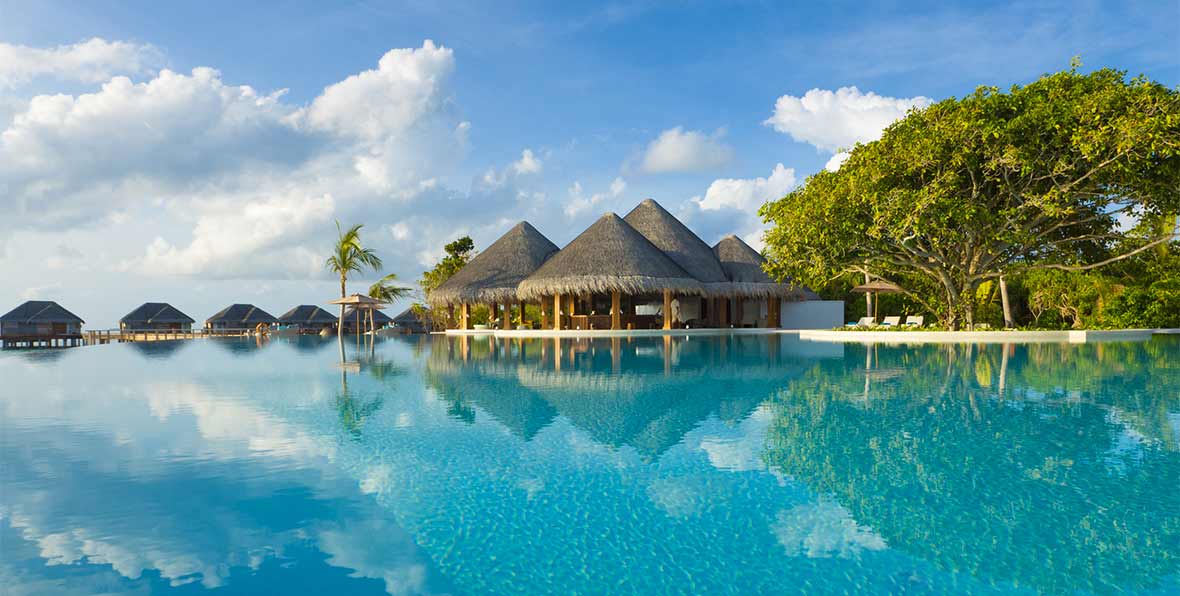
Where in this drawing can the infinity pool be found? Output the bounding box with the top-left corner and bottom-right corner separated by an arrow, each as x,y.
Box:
1,334 -> 1178,595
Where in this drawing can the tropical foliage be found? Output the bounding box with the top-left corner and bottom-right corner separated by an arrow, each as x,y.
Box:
368,273 -> 413,303
418,236 -> 479,329
325,221 -> 383,336
761,65 -> 1180,329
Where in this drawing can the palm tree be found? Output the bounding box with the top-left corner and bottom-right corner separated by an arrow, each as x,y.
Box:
368,273 -> 413,303
326,221 -> 382,338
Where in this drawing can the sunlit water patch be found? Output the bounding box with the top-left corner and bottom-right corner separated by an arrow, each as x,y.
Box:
1,334 -> 1178,595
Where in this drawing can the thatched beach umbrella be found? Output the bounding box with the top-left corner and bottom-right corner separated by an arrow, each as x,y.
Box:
623,199 -> 730,295
328,294 -> 385,336
850,279 -> 904,320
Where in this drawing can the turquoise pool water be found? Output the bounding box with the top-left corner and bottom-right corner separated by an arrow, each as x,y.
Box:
1,334 -> 1178,595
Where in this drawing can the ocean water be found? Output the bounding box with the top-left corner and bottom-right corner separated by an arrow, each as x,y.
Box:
1,333 -> 1177,595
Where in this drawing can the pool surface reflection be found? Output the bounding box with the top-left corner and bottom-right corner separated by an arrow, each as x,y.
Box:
1,334 -> 1178,595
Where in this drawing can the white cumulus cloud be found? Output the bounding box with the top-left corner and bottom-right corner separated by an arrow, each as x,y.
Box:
512,148 -> 543,174
564,177 -> 627,218
764,86 -> 932,153
0,38 -> 162,88
640,126 -> 733,173
679,163 -> 797,249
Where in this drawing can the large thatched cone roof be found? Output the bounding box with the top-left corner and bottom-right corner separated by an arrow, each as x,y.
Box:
430,221 -> 559,306
623,199 -> 731,296
517,213 -> 704,300
712,235 -> 809,298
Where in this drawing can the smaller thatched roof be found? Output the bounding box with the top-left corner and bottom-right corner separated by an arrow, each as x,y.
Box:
712,235 -> 810,298
278,305 -> 338,325
430,221 -> 559,306
517,213 -> 704,300
623,199 -> 730,295
120,302 -> 194,326
1,300 -> 84,324
851,279 -> 904,294
328,293 -> 384,307
206,304 -> 277,326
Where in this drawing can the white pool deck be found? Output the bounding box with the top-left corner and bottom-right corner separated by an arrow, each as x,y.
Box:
439,327 -> 1179,344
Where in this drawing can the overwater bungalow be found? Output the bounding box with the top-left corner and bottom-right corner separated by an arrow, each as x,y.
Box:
119,302 -> 195,332
0,300 -> 85,348
205,304 -> 277,332
429,221 -> 559,330
391,308 -> 428,334
278,305 -> 339,333
341,305 -> 392,333
517,213 -> 704,330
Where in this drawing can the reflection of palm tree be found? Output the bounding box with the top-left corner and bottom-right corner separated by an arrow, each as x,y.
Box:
335,391 -> 385,439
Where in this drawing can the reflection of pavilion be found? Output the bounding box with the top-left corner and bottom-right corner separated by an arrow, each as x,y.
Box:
425,334 -> 828,457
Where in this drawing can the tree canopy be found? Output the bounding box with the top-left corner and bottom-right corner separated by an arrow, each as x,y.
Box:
760,66 -> 1180,329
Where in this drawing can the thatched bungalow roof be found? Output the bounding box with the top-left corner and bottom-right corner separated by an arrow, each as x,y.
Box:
1,300 -> 84,324
517,213 -> 704,300
430,221 -> 559,306
278,305 -> 338,325
623,199 -> 730,295
120,302 -> 194,326
712,235 -> 809,298
342,306 -> 392,326
205,304 -> 277,326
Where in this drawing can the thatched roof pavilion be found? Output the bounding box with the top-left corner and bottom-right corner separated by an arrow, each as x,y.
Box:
278,305 -> 338,329
430,221 -> 559,307
623,199 -> 730,295
205,304 -> 277,329
712,235 -> 806,298
517,213 -> 703,300
119,302 -> 194,331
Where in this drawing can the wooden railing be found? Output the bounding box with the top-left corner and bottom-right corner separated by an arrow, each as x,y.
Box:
83,328 -> 252,345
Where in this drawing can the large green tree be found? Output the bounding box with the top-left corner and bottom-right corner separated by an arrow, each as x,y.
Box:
761,66 -> 1180,329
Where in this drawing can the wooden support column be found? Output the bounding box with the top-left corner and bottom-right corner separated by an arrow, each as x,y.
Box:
460,303 -> 470,330
611,291 -> 621,330
502,302 -> 511,330
553,294 -> 563,331
540,298 -> 550,329
767,297 -> 780,328
490,302 -> 499,328
518,301 -> 526,329
662,290 -> 672,330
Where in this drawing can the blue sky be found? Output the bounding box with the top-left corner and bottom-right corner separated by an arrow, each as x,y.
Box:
2,0 -> 1177,327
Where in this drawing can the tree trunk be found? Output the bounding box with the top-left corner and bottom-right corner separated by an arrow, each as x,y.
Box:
999,275 -> 1014,329
338,278 -> 346,339
863,271 -> 872,319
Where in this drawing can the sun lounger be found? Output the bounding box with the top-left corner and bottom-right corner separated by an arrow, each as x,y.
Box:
904,315 -> 924,327
880,316 -> 901,327
845,316 -> 876,328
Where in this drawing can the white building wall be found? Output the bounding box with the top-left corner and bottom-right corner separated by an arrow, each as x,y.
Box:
779,300 -> 844,329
